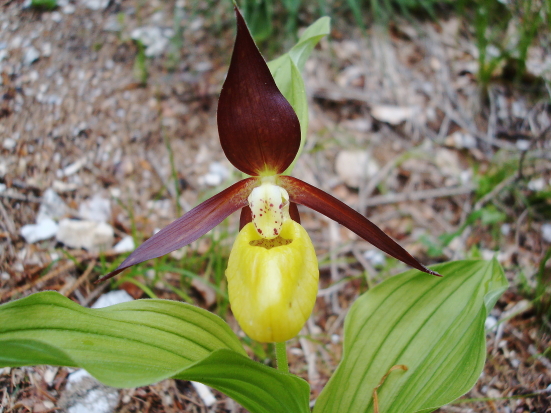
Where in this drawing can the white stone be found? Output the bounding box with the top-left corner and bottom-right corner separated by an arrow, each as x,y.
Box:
62,4 -> 75,14
23,47 -> 40,65
78,195 -> 111,223
52,180 -> 78,192
113,235 -> 135,253
20,218 -> 58,243
485,315 -> 497,331
58,157 -> 87,177
82,0 -> 109,10
50,12 -> 62,23
29,70 -> 39,82
37,188 -> 69,223
202,173 -> 222,186
92,290 -> 133,309
131,26 -> 169,57
56,219 -> 114,251
446,130 -> 477,149
3,138 -> 16,150
41,42 -> 52,57
500,223 -> 511,236
191,382 -> 216,407
371,105 -> 415,125
516,140 -> 530,151
335,150 -> 378,188
542,223 -> 551,243
528,177 -> 546,191
63,369 -> 119,413
363,249 -> 386,267
200,161 -> 230,187
43,367 -> 58,386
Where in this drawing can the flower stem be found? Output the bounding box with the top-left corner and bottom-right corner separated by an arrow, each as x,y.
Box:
275,342 -> 289,373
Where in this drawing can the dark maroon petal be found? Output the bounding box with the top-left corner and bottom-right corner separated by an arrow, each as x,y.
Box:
217,7 -> 301,176
279,176 -> 441,277
289,202 -> 301,224
97,178 -> 258,282
239,206 -> 252,231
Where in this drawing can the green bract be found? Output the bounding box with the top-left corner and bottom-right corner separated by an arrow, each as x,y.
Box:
268,16 -> 330,174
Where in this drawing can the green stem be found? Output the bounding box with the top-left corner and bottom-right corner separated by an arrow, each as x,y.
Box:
275,342 -> 289,373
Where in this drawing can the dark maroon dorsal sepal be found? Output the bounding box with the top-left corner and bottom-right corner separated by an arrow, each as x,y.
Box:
217,7 -> 301,177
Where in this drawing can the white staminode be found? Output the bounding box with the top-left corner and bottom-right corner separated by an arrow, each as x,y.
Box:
247,182 -> 290,239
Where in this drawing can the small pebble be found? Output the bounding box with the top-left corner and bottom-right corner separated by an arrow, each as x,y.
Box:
3,138 -> 16,150
113,235 -> 135,253
20,218 -> 59,243
363,250 -> 386,267
62,4 -> 75,14
41,42 -> 52,57
92,290 -> 134,309
23,47 -> 40,65
542,223 -> 551,243
50,12 -> 62,23
485,315 -> 497,331
500,223 -> 511,236
516,140 -> 530,151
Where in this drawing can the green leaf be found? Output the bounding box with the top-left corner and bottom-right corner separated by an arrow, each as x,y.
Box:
175,349 -> 310,413
0,292 -> 310,413
31,0 -> 57,10
314,259 -> 508,413
0,291 -> 244,386
268,17 -> 330,174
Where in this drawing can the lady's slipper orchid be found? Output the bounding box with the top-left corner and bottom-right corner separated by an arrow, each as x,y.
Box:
100,8 -> 440,343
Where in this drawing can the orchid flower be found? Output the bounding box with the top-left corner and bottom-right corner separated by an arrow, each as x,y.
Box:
100,8 -> 439,343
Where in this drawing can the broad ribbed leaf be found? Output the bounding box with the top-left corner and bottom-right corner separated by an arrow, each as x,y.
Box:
314,259 -> 508,413
268,17 -> 330,174
279,175 -> 439,276
99,177 -> 257,281
176,349 -> 310,413
0,292 -> 311,413
217,7 -> 301,176
0,292 -> 244,387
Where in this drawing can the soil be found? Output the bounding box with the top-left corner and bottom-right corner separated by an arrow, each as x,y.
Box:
1,0 -> 550,412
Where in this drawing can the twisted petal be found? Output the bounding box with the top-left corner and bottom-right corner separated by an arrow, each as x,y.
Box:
98,178 -> 258,282
226,220 -> 319,343
278,175 -> 441,277
217,7 -> 301,176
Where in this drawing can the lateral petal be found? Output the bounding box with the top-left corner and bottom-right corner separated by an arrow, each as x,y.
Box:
279,176 -> 441,277
217,7 -> 301,176
98,178 -> 258,282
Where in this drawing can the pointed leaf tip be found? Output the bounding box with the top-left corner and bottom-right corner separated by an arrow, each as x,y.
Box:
279,176 -> 439,277
98,178 -> 258,282
217,7 -> 301,176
